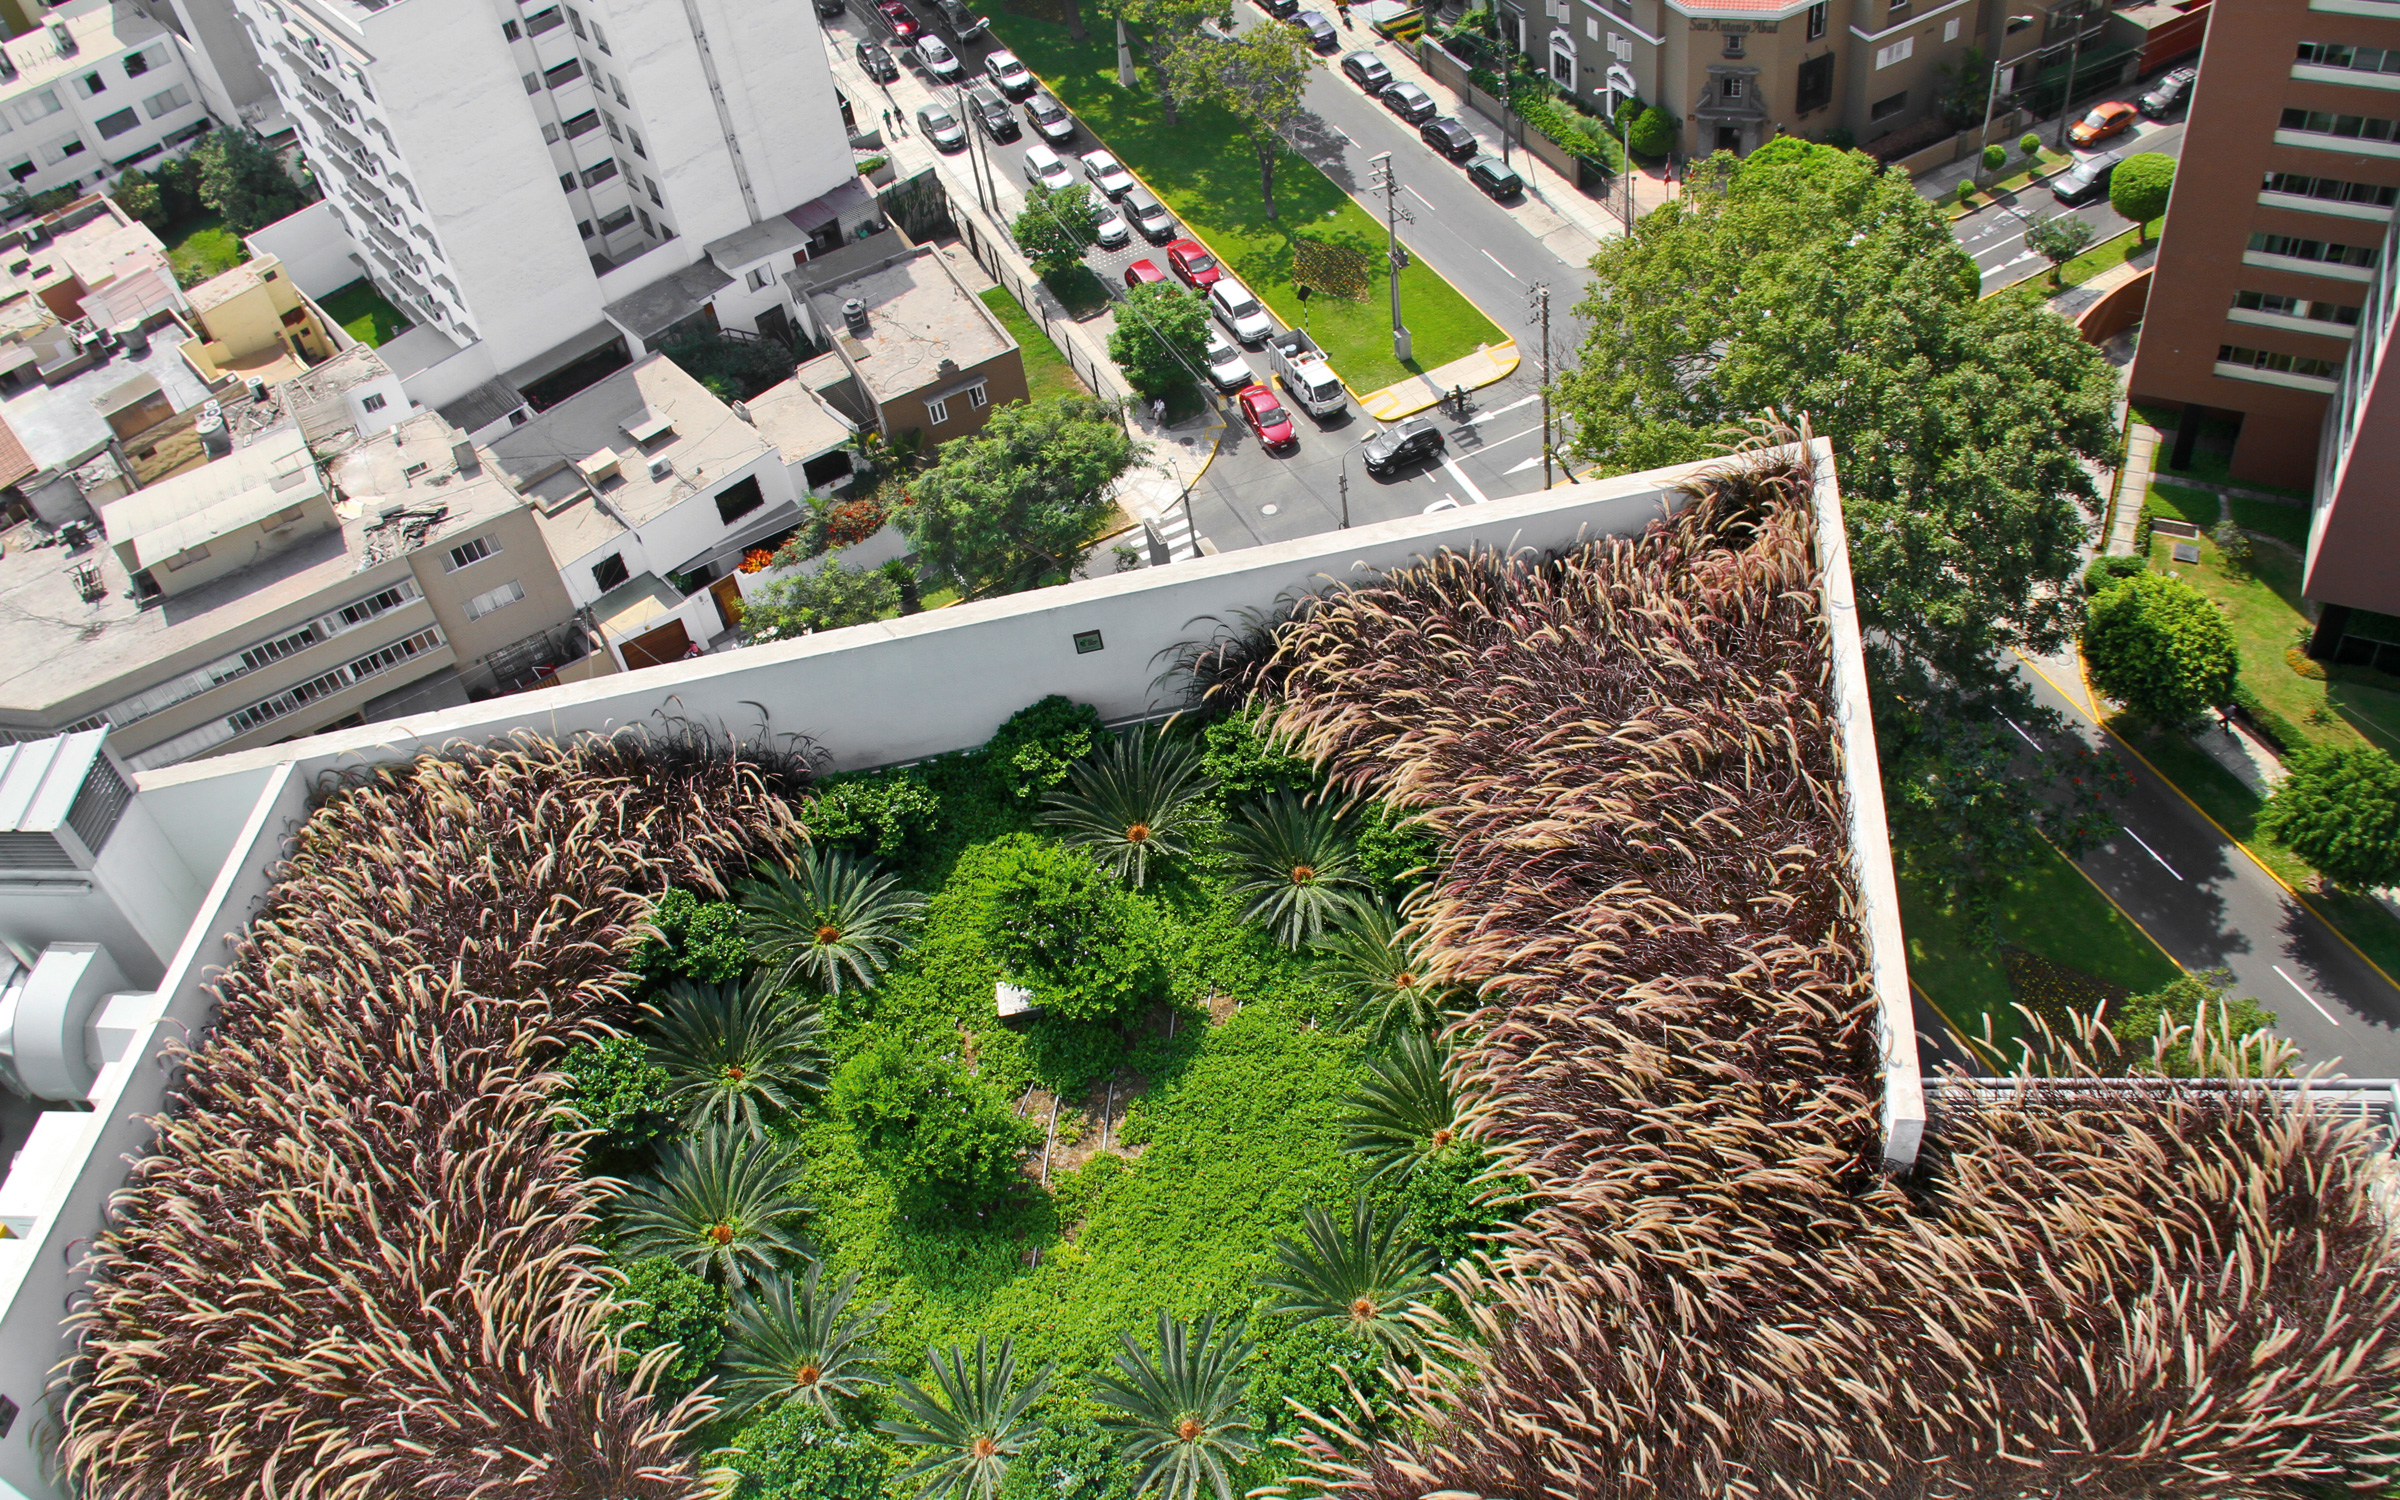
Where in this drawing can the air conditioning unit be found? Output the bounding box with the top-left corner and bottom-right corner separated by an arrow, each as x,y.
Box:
0,942 -> 128,1103
648,456 -> 672,482
0,732 -> 203,977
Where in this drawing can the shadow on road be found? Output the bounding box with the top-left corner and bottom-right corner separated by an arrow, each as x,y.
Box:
1285,110 -> 1357,187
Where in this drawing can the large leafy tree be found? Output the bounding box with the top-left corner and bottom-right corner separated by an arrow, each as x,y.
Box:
2258,743 -> 2400,891
2082,570 -> 2237,728
1108,281 -> 1211,399
2108,152 -> 2175,244
1091,1313 -> 1258,1500
1015,182 -> 1104,279
741,558 -> 902,642
1172,29 -> 1309,219
194,129 -> 310,235
897,396 -> 1139,597
1555,141 -> 2121,685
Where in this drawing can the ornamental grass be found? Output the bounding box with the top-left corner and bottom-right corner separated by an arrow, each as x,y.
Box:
1232,449 -> 2400,1497
60,728 -> 803,1500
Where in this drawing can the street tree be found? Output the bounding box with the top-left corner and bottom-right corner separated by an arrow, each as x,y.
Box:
1554,141 -> 2121,686
2258,743 -> 2400,891
1014,183 -> 1103,278
1108,281 -> 1210,396
2108,152 -> 2175,244
896,396 -> 1139,596
195,129 -> 310,236
2025,212 -> 2097,285
2081,570 -> 2237,728
1174,29 -> 1308,218
1096,0 -> 1215,123
740,558 -> 901,641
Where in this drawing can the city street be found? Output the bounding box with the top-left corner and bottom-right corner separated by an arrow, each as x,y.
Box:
1954,113 -> 2186,292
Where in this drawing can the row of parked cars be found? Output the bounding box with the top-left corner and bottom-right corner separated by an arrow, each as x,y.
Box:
1337,48 -> 1524,199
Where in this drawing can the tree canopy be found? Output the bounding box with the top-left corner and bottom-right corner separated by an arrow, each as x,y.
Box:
1555,141 -> 2121,685
2108,153 -> 2175,243
1173,29 -> 1309,218
2024,213 -> 2096,283
896,396 -> 1139,597
2258,743 -> 2400,891
1014,183 -> 1103,279
2081,570 -> 2237,727
1108,281 -> 1210,397
196,129 -> 312,237
741,557 -> 902,642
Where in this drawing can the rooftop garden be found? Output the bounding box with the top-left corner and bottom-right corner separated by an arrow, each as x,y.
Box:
54,451 -> 2400,1497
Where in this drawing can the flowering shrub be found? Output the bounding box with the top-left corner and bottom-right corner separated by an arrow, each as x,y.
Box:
740,547 -> 777,574
824,494 -> 888,549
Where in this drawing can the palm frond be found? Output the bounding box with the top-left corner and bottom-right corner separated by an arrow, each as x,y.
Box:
1315,902 -> 1461,1040
1091,1312 -> 1258,1500
1257,1198 -> 1435,1353
741,847 -> 926,994
650,977 -> 827,1138
717,1259 -> 885,1420
1340,1031 -> 1463,1185
618,1126 -> 813,1290
877,1333 -> 1054,1500
1221,793 -> 1368,947
1039,728 -> 1214,886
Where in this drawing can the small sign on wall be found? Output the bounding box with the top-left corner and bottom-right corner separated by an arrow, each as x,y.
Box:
1074,629 -> 1104,654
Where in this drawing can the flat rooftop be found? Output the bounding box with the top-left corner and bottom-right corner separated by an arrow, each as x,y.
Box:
100,426 -> 323,572
0,0 -> 171,101
743,376 -> 854,464
0,327 -> 211,473
489,352 -> 776,535
800,245 -> 1014,404
0,201 -> 168,335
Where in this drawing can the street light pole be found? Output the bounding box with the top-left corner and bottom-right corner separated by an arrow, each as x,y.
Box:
1529,281 -> 1552,489
1975,52 -> 2007,161
2052,4 -> 2091,151
959,82 -> 995,215
1368,152 -> 1413,364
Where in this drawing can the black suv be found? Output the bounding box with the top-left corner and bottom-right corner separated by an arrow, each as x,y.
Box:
931,0 -> 987,40
1467,154 -> 1523,199
1363,416 -> 1443,476
1420,116 -> 1477,160
966,86 -> 1018,141
855,39 -> 900,82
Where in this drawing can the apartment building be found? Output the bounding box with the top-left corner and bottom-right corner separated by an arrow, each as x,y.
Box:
2300,199 -> 2400,664
228,0 -> 874,413
2128,0 -> 2400,488
0,0 -> 213,204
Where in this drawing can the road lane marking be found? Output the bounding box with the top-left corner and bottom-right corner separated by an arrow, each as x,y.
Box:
1466,393 -> 1540,424
1501,452 -> 1545,475
1407,185 -> 1436,211
1440,454 -> 1492,503
2274,965 -> 2342,1025
2120,826 -> 2183,882
1479,248 -> 1518,279
1999,714 -> 2043,751
1484,423 -> 1543,447
1333,128 -> 1352,145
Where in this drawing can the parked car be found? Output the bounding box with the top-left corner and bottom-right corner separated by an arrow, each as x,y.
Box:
1210,278 -> 1274,344
1092,203 -> 1131,249
1362,415 -> 1443,475
816,0 -> 845,18
1380,81 -> 1437,123
966,86 -> 1017,141
919,102 -> 967,150
1466,154 -> 1523,199
930,0 -> 987,39
1165,237 -> 1223,289
1123,186 -> 1176,242
1024,91 -> 1075,145
1024,142 -> 1075,190
915,33 -> 963,80
1419,115 -> 1477,160
2138,65 -> 2197,118
875,0 -> 920,40
1124,258 -> 1167,287
1203,332 -> 1251,393
855,39 -> 900,82
985,49 -> 1037,99
2068,99 -> 2137,147
1082,148 -> 1136,199
1237,383 -> 1297,449
1340,50 -> 1392,92
1256,0 -> 1299,16
2049,149 -> 2122,204
1291,10 -> 1336,50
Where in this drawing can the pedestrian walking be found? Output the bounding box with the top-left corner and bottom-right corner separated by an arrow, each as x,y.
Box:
880,107 -> 893,136
1337,0 -> 1352,26
1151,397 -> 1167,426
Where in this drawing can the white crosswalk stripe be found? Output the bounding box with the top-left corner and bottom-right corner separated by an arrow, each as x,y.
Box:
1147,504 -> 1201,562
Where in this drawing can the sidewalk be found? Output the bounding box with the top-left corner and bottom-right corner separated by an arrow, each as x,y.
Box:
827,23 -> 1224,562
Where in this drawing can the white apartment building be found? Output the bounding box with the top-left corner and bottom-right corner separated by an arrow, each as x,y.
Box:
230,0 -> 873,410
0,0 -> 214,205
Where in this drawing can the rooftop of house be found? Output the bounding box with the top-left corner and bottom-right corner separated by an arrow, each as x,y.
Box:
797,244 -> 1015,406
280,345 -> 394,450
99,425 -> 324,573
183,256 -> 290,318
490,352 -> 777,553
0,318 -> 212,474
0,0 -> 170,99
0,199 -> 178,341
600,258 -> 735,346
0,416 -> 519,720
742,375 -> 855,465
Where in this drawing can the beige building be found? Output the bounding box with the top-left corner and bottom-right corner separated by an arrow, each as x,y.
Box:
178,254 -> 339,386
795,238 -> 1026,446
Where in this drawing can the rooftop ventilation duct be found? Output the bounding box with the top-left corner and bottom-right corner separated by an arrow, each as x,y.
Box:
841,298 -> 870,338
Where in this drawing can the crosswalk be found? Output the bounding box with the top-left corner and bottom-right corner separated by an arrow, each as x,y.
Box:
1144,504 -> 1201,563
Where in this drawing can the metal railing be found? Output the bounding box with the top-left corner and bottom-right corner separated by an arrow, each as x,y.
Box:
1925,1076 -> 2400,1147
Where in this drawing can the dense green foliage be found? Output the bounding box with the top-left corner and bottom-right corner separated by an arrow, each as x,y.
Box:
662,330 -> 801,402
2083,553 -> 2147,593
600,1254 -> 727,1393
896,398 -> 1139,597
725,1401 -> 892,1500
1108,281 -> 1213,398
806,772 -> 944,863
1627,105 -> 1674,158
635,888 -> 753,983
742,559 -> 902,641
195,129 -> 313,236
2084,570 -> 2238,728
558,1034 -> 674,1155
2025,213 -> 2097,284
984,838 -> 1169,1026
991,696 -> 1113,805
2106,970 -> 2278,1076
2258,744 -> 2400,891
2109,153 -> 2175,242
832,1029 -> 1044,1210
1017,182 -> 1106,277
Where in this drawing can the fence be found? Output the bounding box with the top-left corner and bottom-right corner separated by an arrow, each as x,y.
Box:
1417,39 -> 1624,216
954,203 -> 1136,407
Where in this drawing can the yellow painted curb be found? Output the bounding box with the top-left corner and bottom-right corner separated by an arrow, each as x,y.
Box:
2045,828 -> 2188,975
1359,340 -> 1522,421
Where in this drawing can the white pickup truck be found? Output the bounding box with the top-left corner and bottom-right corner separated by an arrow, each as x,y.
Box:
1267,330 -> 1345,417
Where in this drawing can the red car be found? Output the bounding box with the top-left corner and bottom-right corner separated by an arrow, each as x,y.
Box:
1123,258 -> 1165,288
876,1 -> 921,40
1164,237 -> 1222,289
1237,383 -> 1295,449
2068,99 -> 2136,148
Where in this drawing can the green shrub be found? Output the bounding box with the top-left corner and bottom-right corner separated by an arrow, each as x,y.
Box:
557,1035 -> 673,1154
634,887 -> 753,983
2228,682 -> 2302,756
998,1400 -> 1142,1500
806,771 -> 942,861
1375,1142 -> 1508,1266
724,1401 -> 891,1500
1244,1320 -> 1383,1449
2211,518 -> 2255,577
1199,710 -> 1316,802
987,695 -> 1111,804
1352,803 -> 1439,903
600,1253 -> 728,1393
983,839 -> 1168,1028
1981,143 -> 2006,172
1629,106 -> 1676,159
2105,970 -> 2277,1075
2258,744 -> 2400,891
1502,82 -> 1625,172
830,1028 -> 1042,1208
2081,553 -> 2147,594
2082,570 -> 2237,728
2019,131 -> 2042,157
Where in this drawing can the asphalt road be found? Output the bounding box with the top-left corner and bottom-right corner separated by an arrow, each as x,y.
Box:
2014,655 -> 2400,1080
1955,113 -> 2186,292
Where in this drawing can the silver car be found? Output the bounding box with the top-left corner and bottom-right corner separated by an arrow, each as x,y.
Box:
1082,148 -> 1136,200
915,33 -> 962,81
1209,278 -> 1273,344
1203,332 -> 1250,392
1092,203 -> 1131,249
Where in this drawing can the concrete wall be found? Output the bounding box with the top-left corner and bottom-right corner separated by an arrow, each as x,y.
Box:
408,503 -> 582,665
243,199 -> 365,299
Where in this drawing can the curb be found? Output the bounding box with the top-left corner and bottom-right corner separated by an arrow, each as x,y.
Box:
1358,340 -> 1522,420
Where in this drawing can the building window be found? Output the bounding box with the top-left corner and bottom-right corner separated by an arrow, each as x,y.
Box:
1942,16 -> 1959,41
2279,107 -> 2400,143
746,266 -> 771,290
1874,36 -> 1913,69
7,159 -> 34,182
645,175 -> 661,204
2263,171 -> 2400,208
558,171 -> 575,192
611,76 -> 628,106
604,112 -> 623,141
141,86 -> 190,118
591,554 -> 629,592
2234,289 -> 2361,325
2296,41 -> 2400,75
362,391 -> 389,411
42,134 -> 86,164
523,72 -> 540,94
79,72 -> 106,97
1806,2 -> 1826,40
2249,231 -> 2379,268
543,121 -> 561,143
1720,75 -> 1744,99
445,535 -> 498,571
579,219 -> 595,238
1585,16 -> 1598,42
967,384 -> 989,409
713,476 -> 765,525
597,205 -> 635,233
124,45 -> 157,76
926,396 -> 950,425
565,6 -> 587,36
1869,90 -> 1908,120
464,579 -> 527,619
544,58 -> 583,88
2216,344 -> 2341,380
593,21 -> 611,52
94,108 -> 138,139
580,158 -> 618,187
1723,32 -> 1744,57
524,6 -> 564,34
637,207 -> 654,235
1550,46 -> 1573,86
563,109 -> 601,138
502,18 -> 521,40
1796,52 -> 1835,113
14,90 -> 63,125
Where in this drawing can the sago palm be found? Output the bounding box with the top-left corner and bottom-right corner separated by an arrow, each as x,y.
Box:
650,978 -> 827,1138
1039,729 -> 1214,886
741,848 -> 926,994
1317,902 -> 1460,1041
1258,1197 -> 1435,1354
717,1258 -> 885,1420
878,1333 -> 1054,1500
1221,793 -> 1368,947
1090,1313 -> 1257,1500
1342,1030 -> 1463,1185
617,1126 -> 813,1290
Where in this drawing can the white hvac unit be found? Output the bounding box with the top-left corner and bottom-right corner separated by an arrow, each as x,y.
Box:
0,732 -> 204,978
0,731 -> 133,888
0,942 -> 131,1103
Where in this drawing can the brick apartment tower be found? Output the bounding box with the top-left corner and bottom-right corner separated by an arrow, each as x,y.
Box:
2127,0 -> 2399,488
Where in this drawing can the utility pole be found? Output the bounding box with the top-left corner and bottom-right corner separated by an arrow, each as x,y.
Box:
1975,51 -> 2007,161
2053,3 -> 2091,151
1529,282 -> 1553,489
960,83 -> 995,215
1116,17 -> 1135,87
1368,152 -> 1413,364
1338,462 -> 1349,528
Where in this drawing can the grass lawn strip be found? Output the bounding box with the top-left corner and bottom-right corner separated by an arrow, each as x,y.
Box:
979,286 -> 1089,402
164,215 -> 245,287
991,6 -> 1504,391
317,279 -> 411,347
2047,220 -> 2161,295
